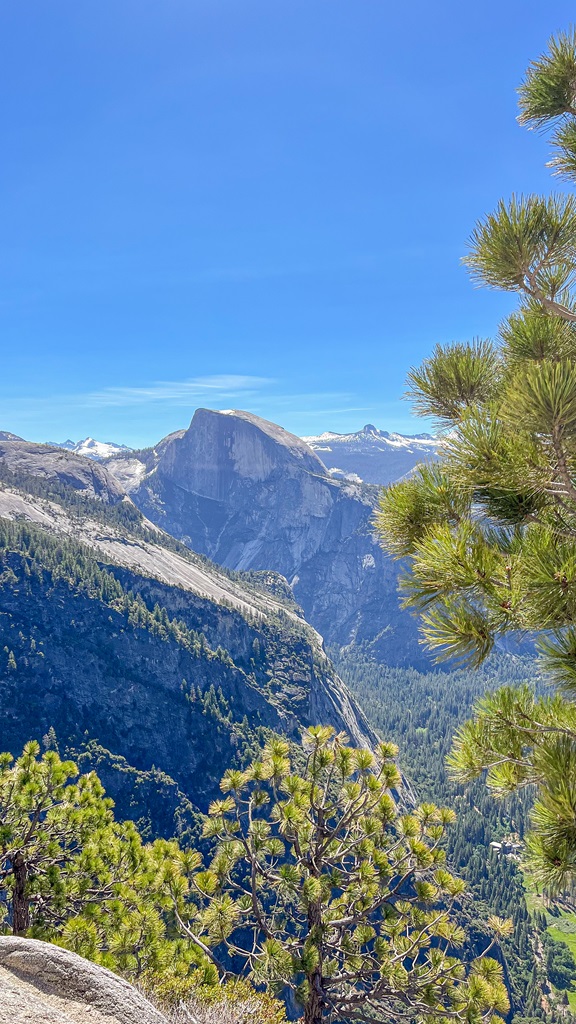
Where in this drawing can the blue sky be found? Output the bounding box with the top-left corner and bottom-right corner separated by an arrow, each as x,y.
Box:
2,1 -> 574,446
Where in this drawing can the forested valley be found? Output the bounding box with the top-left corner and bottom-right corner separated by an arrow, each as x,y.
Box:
336,648 -> 576,1021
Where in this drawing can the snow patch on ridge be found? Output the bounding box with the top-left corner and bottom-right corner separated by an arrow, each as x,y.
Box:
47,438 -> 133,461
301,424 -> 440,487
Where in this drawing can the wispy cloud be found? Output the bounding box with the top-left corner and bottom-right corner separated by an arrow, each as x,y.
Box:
0,375 -> 275,424
84,375 -> 274,408
2,376 -> 388,444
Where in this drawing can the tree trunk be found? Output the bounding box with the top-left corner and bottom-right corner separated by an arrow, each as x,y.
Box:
12,852 -> 30,935
304,972 -> 325,1024
304,897 -> 324,1024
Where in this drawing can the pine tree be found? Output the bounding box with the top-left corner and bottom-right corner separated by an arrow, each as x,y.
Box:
376,29 -> 576,892
0,740 -> 123,934
0,740 -> 217,993
190,727 -> 510,1024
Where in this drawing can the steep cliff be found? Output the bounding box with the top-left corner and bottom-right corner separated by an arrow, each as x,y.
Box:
106,410 -> 424,665
0,454 -> 375,830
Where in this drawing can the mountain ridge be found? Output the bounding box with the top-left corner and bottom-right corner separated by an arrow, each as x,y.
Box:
104,408 -> 426,665
0,420 -> 439,484
302,423 -> 439,485
0,445 -> 376,796
0,440 -> 125,504
47,437 -> 133,460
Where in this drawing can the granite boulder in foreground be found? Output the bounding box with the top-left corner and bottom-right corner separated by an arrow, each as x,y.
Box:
0,936 -> 166,1024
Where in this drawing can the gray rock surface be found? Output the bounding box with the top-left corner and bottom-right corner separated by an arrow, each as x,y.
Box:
0,468 -> 377,822
106,409 -> 426,665
158,409 -> 327,497
0,936 -> 166,1023
0,441 -> 124,504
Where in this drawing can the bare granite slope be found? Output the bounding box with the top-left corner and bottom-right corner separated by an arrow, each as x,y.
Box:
0,441 -> 124,504
0,443 -> 377,814
0,937 -> 166,1024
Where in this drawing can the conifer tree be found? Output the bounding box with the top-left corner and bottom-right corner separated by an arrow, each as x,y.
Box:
0,740 -> 218,992
0,741 -> 287,1012
0,740 -> 125,934
376,29 -> 576,891
190,727 -> 509,1024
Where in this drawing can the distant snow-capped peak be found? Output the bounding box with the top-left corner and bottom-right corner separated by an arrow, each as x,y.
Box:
0,431 -> 24,442
47,437 -> 133,461
302,424 -> 437,449
301,424 -> 439,487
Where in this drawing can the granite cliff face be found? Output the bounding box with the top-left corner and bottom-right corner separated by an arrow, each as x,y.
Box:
106,410 -> 424,665
0,451 -> 375,829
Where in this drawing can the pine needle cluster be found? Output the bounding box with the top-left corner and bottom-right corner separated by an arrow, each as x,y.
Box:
0,737 -> 509,1023
193,727 -> 509,1024
0,741 -> 215,991
376,28 -> 576,892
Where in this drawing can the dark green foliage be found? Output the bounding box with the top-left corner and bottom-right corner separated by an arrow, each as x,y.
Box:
0,459 -> 146,533
0,516 -> 222,660
71,741 -> 205,846
0,741 -> 141,938
518,29 -> 576,134
544,934 -> 576,991
465,194 -> 576,303
0,733 -> 509,1024
0,515 -> 334,828
376,27 -> 576,895
197,727 -> 509,1024
0,741 -> 223,993
406,340 -> 501,424
0,458 -> 299,610
333,647 -> 566,1018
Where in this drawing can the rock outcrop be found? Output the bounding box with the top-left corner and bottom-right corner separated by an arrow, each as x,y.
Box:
0,441 -> 124,504
0,463 -> 376,828
106,410 -> 425,664
0,936 -> 166,1024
